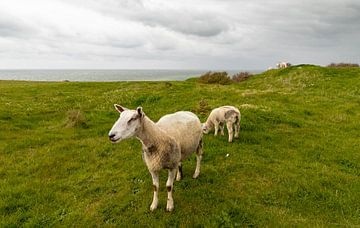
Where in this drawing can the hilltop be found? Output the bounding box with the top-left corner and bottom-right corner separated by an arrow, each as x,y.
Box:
0,65 -> 359,226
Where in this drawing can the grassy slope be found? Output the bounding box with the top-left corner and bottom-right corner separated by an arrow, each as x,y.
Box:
0,65 -> 359,226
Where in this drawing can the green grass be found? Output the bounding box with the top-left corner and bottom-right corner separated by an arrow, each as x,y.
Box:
1,65 -> 360,226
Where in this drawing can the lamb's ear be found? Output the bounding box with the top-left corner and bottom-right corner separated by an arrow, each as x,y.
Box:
136,106 -> 144,117
114,104 -> 127,113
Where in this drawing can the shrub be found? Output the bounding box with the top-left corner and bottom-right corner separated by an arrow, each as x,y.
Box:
327,63 -> 359,67
65,110 -> 88,128
197,71 -> 232,85
231,72 -> 252,83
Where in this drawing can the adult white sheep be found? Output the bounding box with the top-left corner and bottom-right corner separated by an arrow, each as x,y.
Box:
202,106 -> 241,143
108,105 -> 203,212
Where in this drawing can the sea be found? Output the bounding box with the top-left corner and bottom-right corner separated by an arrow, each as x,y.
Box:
0,69 -> 261,81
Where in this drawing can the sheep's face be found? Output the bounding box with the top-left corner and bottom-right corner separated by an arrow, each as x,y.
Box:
108,105 -> 143,143
202,124 -> 210,134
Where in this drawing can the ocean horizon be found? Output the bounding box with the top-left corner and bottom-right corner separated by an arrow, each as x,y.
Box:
0,69 -> 263,82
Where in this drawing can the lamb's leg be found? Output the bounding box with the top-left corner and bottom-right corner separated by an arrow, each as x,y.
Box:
234,117 -> 240,138
220,123 -> 225,136
166,168 -> 177,212
150,171 -> 159,211
176,162 -> 182,181
193,139 -> 203,179
226,121 -> 234,142
214,122 -> 219,136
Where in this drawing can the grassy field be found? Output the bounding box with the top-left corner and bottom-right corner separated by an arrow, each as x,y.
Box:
0,65 -> 360,226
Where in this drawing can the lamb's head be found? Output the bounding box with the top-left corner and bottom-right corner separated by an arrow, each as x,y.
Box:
202,123 -> 211,134
108,104 -> 144,143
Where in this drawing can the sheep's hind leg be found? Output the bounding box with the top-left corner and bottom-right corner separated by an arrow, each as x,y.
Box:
234,118 -> 240,138
176,162 -> 182,181
193,139 -> 203,179
166,168 -> 177,212
150,171 -> 159,211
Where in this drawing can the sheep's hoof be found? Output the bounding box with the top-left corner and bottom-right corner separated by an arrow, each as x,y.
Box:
192,173 -> 199,179
150,204 -> 158,211
166,205 -> 174,212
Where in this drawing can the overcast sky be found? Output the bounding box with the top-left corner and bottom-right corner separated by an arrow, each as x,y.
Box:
0,0 -> 359,69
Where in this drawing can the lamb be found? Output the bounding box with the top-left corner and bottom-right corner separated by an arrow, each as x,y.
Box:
202,106 -> 241,143
276,62 -> 291,69
108,105 -> 203,212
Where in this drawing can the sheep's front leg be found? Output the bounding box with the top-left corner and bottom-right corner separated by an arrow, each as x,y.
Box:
219,123 -> 225,136
226,121 -> 234,142
150,171 -> 159,211
214,122 -> 219,136
166,168 -> 177,212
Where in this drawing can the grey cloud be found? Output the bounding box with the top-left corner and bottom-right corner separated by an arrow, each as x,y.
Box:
85,0 -> 230,37
105,37 -> 144,49
0,15 -> 35,38
138,10 -> 229,37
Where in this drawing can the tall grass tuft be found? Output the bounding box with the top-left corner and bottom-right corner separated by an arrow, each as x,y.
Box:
64,109 -> 88,128
193,99 -> 211,117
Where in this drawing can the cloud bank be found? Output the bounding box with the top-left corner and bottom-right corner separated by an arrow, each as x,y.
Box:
0,0 -> 359,69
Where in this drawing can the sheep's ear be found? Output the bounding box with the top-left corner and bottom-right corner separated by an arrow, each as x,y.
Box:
114,104 -> 127,113
136,106 -> 144,117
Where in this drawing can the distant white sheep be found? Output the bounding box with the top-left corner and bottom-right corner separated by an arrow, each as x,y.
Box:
276,62 -> 291,69
202,106 -> 241,142
108,105 -> 203,212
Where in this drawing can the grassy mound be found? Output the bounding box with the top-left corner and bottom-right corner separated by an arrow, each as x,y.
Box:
0,65 -> 360,226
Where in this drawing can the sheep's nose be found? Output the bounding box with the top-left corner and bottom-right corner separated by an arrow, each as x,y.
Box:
109,133 -> 116,140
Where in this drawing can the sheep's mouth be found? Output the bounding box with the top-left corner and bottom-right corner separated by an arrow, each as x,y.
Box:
110,138 -> 121,143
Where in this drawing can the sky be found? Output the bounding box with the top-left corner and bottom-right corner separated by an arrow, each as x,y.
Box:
0,0 -> 359,70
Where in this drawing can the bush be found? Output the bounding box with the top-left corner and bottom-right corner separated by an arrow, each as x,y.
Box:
231,72 -> 252,83
197,71 -> 232,85
327,63 -> 359,67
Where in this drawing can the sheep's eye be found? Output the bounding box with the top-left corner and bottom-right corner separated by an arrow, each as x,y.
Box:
127,117 -> 137,124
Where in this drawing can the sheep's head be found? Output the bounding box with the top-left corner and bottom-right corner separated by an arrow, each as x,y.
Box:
202,123 -> 211,134
108,104 -> 144,143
